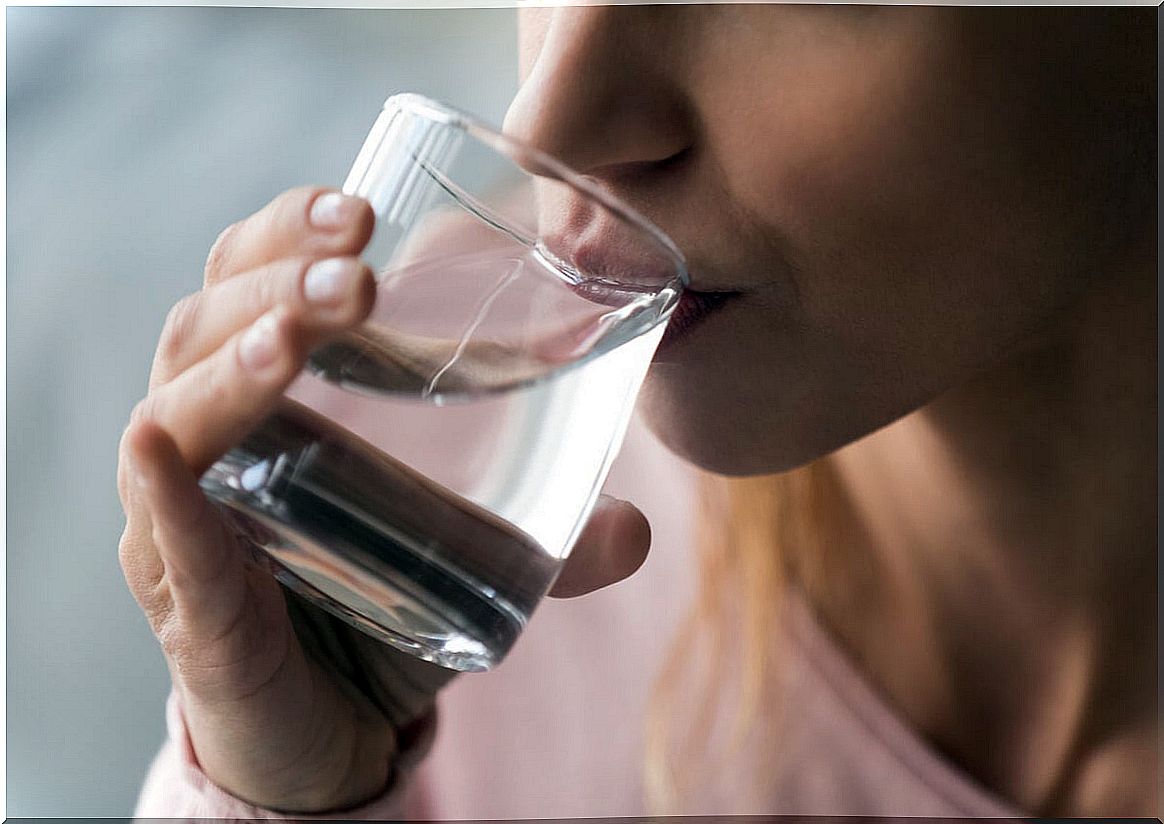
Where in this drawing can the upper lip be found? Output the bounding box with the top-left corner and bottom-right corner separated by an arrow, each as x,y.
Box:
535,188 -> 750,293
543,235 -> 679,289
546,236 -> 744,297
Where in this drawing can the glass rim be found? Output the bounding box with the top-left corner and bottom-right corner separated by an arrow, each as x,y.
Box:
381,92 -> 690,291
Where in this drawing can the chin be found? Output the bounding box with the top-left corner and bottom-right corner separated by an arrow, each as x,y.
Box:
636,366 -> 826,477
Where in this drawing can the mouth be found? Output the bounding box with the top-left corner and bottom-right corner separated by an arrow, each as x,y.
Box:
538,229 -> 741,353
657,288 -> 738,352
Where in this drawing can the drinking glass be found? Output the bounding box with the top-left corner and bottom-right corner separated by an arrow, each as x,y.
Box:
200,93 -> 687,672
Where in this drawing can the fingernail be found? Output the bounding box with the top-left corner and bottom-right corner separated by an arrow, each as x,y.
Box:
309,192 -> 360,230
239,312 -> 281,372
304,258 -> 358,306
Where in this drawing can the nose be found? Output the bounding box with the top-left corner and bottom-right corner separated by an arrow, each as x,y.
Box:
502,8 -> 695,179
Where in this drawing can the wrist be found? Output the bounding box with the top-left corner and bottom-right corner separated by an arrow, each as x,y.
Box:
169,687 -> 437,816
277,706 -> 438,814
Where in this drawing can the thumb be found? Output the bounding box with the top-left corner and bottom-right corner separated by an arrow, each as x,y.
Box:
549,495 -> 651,598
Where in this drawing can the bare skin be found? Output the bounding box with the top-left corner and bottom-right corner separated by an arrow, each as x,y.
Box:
505,5 -> 1156,816
118,5 -> 1155,817
822,248 -> 1157,815
117,187 -> 650,812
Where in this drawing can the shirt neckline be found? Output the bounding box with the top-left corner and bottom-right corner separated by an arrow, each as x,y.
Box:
782,586 -> 1028,818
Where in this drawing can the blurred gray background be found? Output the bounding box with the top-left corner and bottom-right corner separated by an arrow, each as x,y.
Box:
7,7 -> 518,815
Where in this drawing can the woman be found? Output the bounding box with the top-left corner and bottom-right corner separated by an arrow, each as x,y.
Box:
121,6 -> 1157,818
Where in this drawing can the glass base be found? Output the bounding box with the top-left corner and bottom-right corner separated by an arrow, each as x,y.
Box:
194,402 -> 563,674
203,476 -> 509,674
251,533 -> 496,673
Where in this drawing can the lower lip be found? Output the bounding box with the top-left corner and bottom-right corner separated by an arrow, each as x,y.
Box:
657,290 -> 736,353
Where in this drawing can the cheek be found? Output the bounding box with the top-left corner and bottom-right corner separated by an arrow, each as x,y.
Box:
711,32 -> 960,277
719,31 -> 1088,374
649,20 -> 1105,473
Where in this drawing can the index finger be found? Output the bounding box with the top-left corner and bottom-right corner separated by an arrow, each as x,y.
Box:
204,186 -> 374,285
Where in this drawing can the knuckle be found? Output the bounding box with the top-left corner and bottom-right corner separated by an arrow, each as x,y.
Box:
204,222 -> 241,283
157,294 -> 201,366
118,522 -> 138,557
128,396 -> 157,430
116,446 -> 134,509
119,528 -> 167,614
117,421 -> 135,475
117,411 -> 154,507
118,525 -> 148,579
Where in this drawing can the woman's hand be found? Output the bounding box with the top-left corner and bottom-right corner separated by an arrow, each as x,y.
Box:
116,187 -> 651,814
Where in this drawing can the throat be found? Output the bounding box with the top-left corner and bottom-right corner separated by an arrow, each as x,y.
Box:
797,259 -> 1158,814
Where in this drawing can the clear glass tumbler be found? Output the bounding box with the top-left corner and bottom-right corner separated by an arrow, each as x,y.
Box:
200,93 -> 687,672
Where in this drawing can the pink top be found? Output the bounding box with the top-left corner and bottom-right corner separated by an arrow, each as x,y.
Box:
132,415 -> 1025,820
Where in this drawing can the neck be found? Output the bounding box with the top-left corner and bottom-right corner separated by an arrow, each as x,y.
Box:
813,250 -> 1158,816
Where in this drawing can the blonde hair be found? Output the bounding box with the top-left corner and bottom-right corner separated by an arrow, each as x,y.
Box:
643,458 -> 843,813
